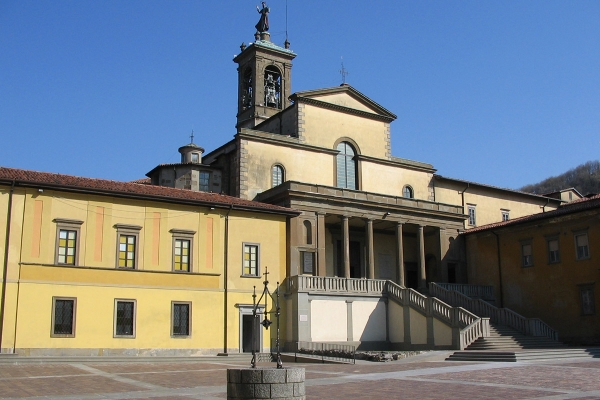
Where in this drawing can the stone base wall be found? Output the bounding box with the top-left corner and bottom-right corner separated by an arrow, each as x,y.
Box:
11,347 -> 228,357
227,367 -> 305,399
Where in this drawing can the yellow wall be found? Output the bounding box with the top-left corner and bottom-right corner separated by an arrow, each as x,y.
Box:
0,184 -> 288,355
301,104 -> 389,159
466,209 -> 600,344
435,180 -> 559,228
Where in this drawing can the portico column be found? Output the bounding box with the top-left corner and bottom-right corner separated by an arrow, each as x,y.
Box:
342,216 -> 350,278
418,225 -> 427,290
366,219 -> 375,279
316,212 -> 326,277
396,222 -> 405,286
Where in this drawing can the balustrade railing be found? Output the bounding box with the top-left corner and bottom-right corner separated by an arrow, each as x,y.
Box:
288,275 -> 385,295
434,283 -> 495,301
286,276 -> 491,350
429,282 -> 558,341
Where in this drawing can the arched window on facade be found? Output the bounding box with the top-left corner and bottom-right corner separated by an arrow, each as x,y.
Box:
303,220 -> 313,245
336,142 -> 357,189
264,66 -> 282,109
272,164 -> 284,188
403,185 -> 414,199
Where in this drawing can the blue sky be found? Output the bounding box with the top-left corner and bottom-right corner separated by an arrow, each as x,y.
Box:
1,1 -> 599,189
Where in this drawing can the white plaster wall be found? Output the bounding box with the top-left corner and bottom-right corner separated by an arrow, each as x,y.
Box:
311,300 -> 347,341
409,310 -> 427,345
433,319 -> 453,346
352,301 -> 387,341
388,301 -> 404,343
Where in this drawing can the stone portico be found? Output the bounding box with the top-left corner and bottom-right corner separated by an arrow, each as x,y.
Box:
257,181 -> 467,290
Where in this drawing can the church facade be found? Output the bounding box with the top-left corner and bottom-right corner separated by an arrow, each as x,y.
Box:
197,32 -> 562,348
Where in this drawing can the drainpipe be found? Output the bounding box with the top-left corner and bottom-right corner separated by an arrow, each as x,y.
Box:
542,198 -> 550,213
491,231 -> 504,308
222,205 -> 233,354
461,183 -> 470,230
0,180 -> 15,352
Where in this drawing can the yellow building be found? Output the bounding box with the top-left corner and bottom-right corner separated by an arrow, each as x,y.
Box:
464,194 -> 600,344
0,167 -> 297,355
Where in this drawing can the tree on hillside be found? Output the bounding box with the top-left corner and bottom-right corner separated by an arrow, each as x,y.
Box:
520,160 -> 600,196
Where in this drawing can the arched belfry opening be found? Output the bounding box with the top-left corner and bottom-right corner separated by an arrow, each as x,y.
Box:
264,66 -> 282,109
233,33 -> 296,129
241,67 -> 253,111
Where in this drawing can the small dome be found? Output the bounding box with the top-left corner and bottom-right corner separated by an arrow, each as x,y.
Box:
179,143 -> 205,164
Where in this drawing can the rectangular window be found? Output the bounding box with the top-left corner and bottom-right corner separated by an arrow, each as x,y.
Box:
575,233 -> 590,260
51,297 -> 76,337
174,238 -> 191,271
580,285 -> 595,316
114,224 -> 141,269
243,243 -> 259,276
501,210 -> 510,222
301,251 -> 314,275
118,235 -> 136,268
468,205 -> 476,226
53,219 -> 83,266
199,172 -> 210,192
57,229 -> 77,265
547,238 -> 560,264
114,300 -> 136,337
172,302 -> 191,337
522,242 -> 533,267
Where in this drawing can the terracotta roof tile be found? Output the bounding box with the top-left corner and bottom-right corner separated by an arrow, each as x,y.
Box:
0,167 -> 298,215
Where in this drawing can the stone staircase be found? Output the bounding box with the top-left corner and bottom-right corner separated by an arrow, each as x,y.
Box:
445,322 -> 600,362
464,324 -> 565,351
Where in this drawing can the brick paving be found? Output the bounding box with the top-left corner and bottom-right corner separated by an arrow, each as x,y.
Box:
0,354 -> 598,399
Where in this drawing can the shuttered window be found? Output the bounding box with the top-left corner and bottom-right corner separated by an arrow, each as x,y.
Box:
336,142 -> 356,189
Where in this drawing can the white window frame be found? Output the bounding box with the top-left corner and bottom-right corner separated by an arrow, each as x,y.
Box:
521,240 -> 533,267
53,219 -> 83,266
170,229 -> 196,272
574,231 -> 590,260
546,236 -> 560,264
242,243 -> 260,277
114,224 -> 142,269
468,205 -> 476,226
501,210 -> 510,222
402,185 -> 414,199
271,164 -> 284,188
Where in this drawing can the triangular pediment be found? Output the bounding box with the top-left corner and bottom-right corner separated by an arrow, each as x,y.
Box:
291,85 -> 397,120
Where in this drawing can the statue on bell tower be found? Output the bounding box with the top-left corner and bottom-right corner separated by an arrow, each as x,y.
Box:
255,2 -> 270,33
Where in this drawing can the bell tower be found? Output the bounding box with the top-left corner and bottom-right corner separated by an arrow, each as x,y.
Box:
233,32 -> 296,129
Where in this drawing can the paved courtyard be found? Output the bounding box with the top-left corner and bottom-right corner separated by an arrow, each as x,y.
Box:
0,352 -> 599,399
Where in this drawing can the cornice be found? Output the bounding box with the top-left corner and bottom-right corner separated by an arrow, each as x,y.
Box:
291,96 -> 395,123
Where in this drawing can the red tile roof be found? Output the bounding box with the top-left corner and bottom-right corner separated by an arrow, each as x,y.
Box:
464,193 -> 600,234
0,167 -> 298,216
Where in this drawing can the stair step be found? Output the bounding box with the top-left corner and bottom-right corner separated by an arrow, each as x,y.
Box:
446,348 -> 600,362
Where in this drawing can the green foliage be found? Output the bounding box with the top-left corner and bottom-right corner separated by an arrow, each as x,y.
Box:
520,160 -> 600,196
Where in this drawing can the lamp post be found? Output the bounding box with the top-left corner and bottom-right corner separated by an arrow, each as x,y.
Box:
251,267 -> 283,369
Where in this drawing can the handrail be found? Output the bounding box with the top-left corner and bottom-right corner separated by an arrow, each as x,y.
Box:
430,282 -> 558,341
385,281 -> 485,349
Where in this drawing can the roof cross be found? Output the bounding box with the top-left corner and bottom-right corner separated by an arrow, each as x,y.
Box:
339,57 -> 349,84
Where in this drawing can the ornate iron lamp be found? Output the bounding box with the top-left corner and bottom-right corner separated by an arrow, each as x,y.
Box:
251,267 -> 283,369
